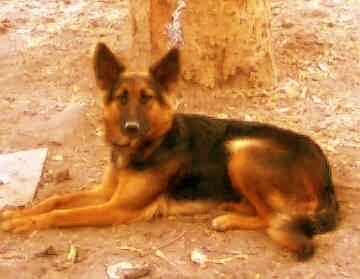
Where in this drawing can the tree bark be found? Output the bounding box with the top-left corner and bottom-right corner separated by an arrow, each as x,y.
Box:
129,0 -> 276,89
150,0 -> 276,88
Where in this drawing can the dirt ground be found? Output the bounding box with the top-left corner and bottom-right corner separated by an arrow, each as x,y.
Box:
0,0 -> 359,278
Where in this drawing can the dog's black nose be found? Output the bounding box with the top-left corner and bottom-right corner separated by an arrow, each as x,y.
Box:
124,121 -> 140,135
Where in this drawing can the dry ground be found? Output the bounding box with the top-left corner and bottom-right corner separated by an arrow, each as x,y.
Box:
0,0 -> 359,278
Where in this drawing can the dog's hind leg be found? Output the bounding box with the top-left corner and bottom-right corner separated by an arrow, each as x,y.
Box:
218,138 -> 323,260
217,200 -> 257,216
134,195 -> 217,221
212,213 -> 266,231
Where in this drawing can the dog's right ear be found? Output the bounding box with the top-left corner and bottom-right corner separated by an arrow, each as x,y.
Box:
93,42 -> 125,91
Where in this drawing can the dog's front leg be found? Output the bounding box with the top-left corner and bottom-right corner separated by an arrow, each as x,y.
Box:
1,165 -> 119,220
1,188 -> 106,221
1,202 -> 140,233
1,159 -> 182,233
1,174 -> 141,233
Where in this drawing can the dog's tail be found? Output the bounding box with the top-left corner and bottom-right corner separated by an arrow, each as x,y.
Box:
286,206 -> 337,241
299,183 -> 339,237
268,182 -> 338,260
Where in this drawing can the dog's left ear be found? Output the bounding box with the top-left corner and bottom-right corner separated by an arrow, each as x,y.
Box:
150,48 -> 180,90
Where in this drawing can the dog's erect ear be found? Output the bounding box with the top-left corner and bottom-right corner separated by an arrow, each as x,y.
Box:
149,48 -> 180,89
93,42 -> 125,91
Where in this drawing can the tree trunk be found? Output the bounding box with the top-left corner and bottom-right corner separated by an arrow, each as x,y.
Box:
149,0 -> 276,89
127,0 -> 276,90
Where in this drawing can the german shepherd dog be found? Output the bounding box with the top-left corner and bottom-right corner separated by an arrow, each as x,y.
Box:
2,43 -> 338,260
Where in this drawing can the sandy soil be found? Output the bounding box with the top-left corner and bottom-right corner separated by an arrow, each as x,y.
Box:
0,0 -> 359,278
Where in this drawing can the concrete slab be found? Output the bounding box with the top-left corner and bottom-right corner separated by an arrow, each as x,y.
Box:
0,148 -> 47,209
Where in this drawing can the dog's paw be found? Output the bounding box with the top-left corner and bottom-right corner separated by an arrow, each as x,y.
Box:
211,215 -> 232,232
1,217 -> 35,233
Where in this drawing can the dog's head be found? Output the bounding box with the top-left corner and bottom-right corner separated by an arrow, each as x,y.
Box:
93,43 -> 180,152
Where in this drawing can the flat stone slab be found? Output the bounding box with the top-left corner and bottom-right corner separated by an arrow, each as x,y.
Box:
0,148 -> 47,209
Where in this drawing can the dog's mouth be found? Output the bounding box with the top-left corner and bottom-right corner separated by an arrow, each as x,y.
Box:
113,143 -> 129,148
112,141 -> 130,149
111,137 -> 141,150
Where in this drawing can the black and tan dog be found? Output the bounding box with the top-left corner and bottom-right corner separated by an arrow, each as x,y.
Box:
1,43 -> 338,260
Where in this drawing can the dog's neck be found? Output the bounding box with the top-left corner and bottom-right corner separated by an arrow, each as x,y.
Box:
109,115 -> 186,170
110,136 -> 165,170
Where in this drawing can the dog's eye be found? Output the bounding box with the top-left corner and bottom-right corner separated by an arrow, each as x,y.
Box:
117,89 -> 128,105
140,89 -> 153,104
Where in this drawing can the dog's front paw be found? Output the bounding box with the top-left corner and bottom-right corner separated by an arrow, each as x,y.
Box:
1,217 -> 36,233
